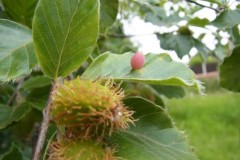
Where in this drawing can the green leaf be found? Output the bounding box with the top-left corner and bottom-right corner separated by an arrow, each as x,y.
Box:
21,76 -> 51,111
32,0 -> 100,78
214,44 -> 229,62
211,9 -> 240,29
1,144 -> 23,160
146,13 -> 184,27
22,76 -> 51,90
220,46 -> 240,92
0,5 -> 8,19
152,85 -> 185,99
188,17 -> 209,27
122,83 -> 165,106
229,25 -> 240,45
109,97 -> 198,160
0,19 -> 37,82
207,0 -> 222,5
2,0 -> 38,28
192,39 -> 210,62
0,130 -> 12,155
157,33 -> 192,58
82,52 -> 203,92
157,33 -> 209,61
10,108 -> 42,139
0,84 -> 14,103
100,0 -> 118,33
135,0 -> 160,4
0,103 -> 30,129
26,86 -> 51,111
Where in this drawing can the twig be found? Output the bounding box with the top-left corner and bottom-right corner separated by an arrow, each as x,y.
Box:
184,0 -> 220,13
7,78 -> 24,106
32,83 -> 55,160
105,32 -> 159,38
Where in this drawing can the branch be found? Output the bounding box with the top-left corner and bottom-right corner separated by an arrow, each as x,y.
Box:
7,78 -> 24,106
32,83 -> 55,160
184,0 -> 220,13
105,32 -> 159,38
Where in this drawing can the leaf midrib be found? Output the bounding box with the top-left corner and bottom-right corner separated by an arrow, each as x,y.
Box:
55,0 -> 81,78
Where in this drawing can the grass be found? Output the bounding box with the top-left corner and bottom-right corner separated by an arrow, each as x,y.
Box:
166,92 -> 240,160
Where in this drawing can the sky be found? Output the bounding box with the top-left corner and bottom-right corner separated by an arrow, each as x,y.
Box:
122,0 -> 238,63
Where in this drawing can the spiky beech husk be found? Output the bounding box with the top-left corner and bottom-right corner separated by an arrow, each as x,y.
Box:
48,139 -> 116,160
51,77 -> 134,139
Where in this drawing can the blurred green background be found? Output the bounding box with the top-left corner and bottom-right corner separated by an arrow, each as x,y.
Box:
166,77 -> 240,160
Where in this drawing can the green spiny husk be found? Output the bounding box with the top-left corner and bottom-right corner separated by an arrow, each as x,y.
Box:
51,78 -> 134,139
48,139 -> 116,160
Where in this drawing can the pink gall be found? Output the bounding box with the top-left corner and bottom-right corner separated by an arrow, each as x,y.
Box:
131,52 -> 145,70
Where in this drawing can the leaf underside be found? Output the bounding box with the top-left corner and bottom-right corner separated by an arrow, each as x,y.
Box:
0,19 -> 37,82
0,103 -> 30,129
33,0 -> 100,78
220,46 -> 240,92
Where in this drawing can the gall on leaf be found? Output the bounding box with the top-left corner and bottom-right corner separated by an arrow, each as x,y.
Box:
131,52 -> 145,70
